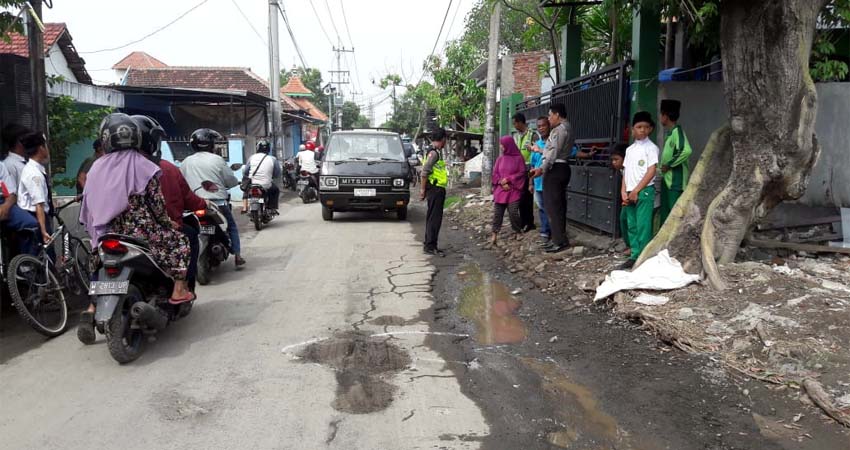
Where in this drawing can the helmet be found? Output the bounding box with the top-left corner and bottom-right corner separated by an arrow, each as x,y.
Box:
256,139 -> 271,153
99,113 -> 142,154
299,144 -> 306,151
305,141 -> 316,151
131,115 -> 166,160
190,128 -> 223,152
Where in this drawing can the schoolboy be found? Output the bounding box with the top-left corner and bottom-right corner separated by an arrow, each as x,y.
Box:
659,99 -> 692,224
619,112 -> 658,270
610,144 -> 630,257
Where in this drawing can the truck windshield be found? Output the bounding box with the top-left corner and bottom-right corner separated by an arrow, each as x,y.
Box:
326,134 -> 405,162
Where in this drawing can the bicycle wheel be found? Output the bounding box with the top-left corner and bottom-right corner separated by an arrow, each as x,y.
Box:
70,237 -> 94,292
7,254 -> 68,337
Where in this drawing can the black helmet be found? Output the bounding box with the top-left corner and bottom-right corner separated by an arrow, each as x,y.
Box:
99,113 -> 142,154
131,115 -> 166,160
256,139 -> 271,154
190,128 -> 223,152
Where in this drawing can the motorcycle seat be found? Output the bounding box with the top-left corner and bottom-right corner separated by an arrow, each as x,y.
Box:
99,233 -> 150,250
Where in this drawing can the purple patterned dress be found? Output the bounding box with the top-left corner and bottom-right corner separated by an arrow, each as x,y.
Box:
108,177 -> 190,280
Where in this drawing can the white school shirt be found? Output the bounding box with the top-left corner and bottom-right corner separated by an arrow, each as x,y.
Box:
0,161 -> 15,195
4,153 -> 26,192
623,137 -> 659,192
17,159 -> 50,213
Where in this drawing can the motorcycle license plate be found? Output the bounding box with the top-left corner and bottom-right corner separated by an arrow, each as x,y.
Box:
89,280 -> 129,296
253,198 -> 265,204
200,225 -> 216,235
354,189 -> 376,197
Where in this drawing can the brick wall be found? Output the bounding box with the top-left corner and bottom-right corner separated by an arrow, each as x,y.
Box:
512,51 -> 551,99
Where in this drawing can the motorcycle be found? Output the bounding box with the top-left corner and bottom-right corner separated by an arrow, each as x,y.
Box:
282,158 -> 297,192
89,234 -> 194,363
296,171 -> 318,204
193,202 -> 233,286
247,184 -> 277,231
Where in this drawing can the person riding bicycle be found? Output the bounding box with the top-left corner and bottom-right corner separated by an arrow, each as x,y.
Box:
179,128 -> 245,268
77,113 -> 194,344
242,139 -> 281,213
132,115 -> 207,293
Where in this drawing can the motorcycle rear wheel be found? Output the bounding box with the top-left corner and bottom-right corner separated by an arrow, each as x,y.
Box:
197,251 -> 211,286
252,210 -> 262,231
105,285 -> 146,364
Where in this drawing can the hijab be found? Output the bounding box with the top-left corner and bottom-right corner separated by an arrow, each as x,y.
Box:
492,136 -> 527,204
79,150 -> 161,246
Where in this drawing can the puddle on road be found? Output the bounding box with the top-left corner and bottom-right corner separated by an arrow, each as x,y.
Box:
298,333 -> 411,414
524,358 -> 650,450
457,265 -> 527,345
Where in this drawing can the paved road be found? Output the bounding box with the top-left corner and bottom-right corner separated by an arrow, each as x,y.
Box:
0,197 -> 487,449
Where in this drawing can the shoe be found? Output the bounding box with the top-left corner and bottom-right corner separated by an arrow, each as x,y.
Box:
77,311 -> 96,345
538,238 -> 552,248
523,224 -> 536,233
545,244 -> 569,254
424,247 -> 446,257
235,256 -> 247,267
617,259 -> 636,270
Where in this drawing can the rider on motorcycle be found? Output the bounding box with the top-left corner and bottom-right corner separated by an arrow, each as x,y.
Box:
78,113 -> 194,344
296,141 -> 320,188
132,115 -> 207,292
180,128 -> 245,268
242,139 -> 281,213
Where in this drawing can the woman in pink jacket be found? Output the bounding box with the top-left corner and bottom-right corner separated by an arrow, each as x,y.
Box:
490,135 -> 527,245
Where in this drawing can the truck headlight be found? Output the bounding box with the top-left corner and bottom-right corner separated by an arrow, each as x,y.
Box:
393,178 -> 405,187
320,176 -> 339,190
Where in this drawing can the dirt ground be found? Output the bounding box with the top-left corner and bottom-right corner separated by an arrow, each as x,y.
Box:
445,188 -> 850,436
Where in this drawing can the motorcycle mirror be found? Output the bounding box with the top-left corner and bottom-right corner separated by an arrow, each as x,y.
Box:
230,163 -> 244,171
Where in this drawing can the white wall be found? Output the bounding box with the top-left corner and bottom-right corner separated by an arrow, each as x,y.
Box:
45,43 -> 77,82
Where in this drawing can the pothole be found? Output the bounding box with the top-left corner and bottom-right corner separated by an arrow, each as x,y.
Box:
370,315 -> 408,326
298,333 -> 412,414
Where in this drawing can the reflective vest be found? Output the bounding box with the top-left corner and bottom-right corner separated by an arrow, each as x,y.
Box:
422,151 -> 448,188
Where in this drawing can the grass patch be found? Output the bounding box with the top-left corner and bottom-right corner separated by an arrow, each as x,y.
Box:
444,195 -> 461,209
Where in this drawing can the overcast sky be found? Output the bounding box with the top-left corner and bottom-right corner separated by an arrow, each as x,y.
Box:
40,0 -> 475,123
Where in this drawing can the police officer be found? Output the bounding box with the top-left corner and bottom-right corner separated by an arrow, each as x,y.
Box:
420,128 -> 448,256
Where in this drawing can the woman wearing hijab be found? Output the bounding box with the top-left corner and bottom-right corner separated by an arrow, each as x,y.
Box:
490,136 -> 527,245
77,114 -> 193,344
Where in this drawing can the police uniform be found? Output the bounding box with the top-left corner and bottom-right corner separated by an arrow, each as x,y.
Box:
422,149 -> 447,253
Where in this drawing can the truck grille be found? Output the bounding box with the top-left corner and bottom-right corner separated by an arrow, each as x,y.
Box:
339,177 -> 391,186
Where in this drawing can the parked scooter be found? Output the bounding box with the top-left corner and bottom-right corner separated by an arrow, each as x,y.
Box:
247,184 -> 278,231
89,234 -> 195,363
296,171 -> 318,204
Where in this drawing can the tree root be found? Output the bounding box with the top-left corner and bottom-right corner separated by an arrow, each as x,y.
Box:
624,310 -> 696,354
700,192 -> 728,291
803,378 -> 850,428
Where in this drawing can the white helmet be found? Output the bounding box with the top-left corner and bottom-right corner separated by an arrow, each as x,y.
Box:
299,144 -> 306,151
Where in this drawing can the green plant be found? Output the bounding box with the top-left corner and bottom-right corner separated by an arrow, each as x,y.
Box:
0,1 -> 26,43
47,95 -> 111,174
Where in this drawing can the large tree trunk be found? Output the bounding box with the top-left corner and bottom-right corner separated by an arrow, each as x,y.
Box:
639,0 -> 826,289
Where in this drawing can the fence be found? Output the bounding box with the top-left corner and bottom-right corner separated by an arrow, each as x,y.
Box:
516,61 -> 632,237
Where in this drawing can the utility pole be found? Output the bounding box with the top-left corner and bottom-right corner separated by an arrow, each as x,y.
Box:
268,0 -> 283,158
330,42 -> 353,127
324,83 -> 336,133
27,0 -> 47,138
481,2 -> 501,197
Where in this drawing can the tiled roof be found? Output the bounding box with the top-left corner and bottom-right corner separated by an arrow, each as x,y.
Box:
124,66 -> 272,97
0,23 -> 66,58
281,76 -> 313,97
292,97 -> 328,122
112,51 -> 167,69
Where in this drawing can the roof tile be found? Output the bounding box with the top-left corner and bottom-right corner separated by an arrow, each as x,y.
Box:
0,23 -> 66,58
112,51 -> 168,69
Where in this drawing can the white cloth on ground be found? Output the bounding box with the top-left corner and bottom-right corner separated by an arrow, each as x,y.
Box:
594,250 -> 700,301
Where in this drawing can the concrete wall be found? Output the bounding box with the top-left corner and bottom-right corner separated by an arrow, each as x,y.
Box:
45,43 -> 77,82
658,81 -> 850,208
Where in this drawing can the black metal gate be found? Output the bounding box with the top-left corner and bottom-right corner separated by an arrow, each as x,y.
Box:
515,61 -> 632,237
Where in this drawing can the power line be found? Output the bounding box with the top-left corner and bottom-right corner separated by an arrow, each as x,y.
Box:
230,0 -> 267,47
307,0 -> 335,47
442,0 -> 463,49
80,0 -> 211,54
277,4 -> 309,69
338,0 -> 364,94
322,0 -> 342,43
415,0 -> 454,86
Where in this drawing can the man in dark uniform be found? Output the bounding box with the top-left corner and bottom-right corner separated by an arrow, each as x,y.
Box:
420,128 -> 449,256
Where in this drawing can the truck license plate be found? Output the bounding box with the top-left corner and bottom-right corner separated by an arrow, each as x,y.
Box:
200,225 -> 216,235
354,189 -> 376,197
89,280 -> 129,296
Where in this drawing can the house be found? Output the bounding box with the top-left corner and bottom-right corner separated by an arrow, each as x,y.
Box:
280,76 -> 328,154
112,51 -> 168,84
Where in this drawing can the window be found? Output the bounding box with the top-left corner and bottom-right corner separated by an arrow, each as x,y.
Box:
326,134 -> 405,162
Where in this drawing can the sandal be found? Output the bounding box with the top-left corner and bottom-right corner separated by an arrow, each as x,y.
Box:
169,292 -> 196,305
77,310 -> 96,345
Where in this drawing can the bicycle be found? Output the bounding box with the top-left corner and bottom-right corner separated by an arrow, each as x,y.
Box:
6,199 -> 95,337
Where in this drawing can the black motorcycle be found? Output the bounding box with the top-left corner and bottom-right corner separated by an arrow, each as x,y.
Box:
193,202 -> 233,286
296,170 -> 318,204
282,158 -> 297,192
89,234 -> 194,363
247,184 -> 278,231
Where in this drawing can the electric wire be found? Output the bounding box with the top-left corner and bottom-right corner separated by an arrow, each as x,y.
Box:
277,4 -> 309,69
230,0 -> 267,47
321,0 -> 342,44
414,0 -> 454,87
338,0 -> 364,95
80,0 -> 211,54
307,0 -> 335,48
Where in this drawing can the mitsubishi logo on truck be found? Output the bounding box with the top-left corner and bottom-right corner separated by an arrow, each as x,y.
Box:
340,177 -> 390,186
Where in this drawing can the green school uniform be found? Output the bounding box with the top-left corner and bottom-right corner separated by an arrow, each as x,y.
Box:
623,186 -> 655,261
659,124 -> 692,224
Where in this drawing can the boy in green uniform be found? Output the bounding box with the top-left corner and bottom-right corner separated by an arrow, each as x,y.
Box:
610,144 -> 630,257
659,99 -> 692,225
619,112 -> 659,270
